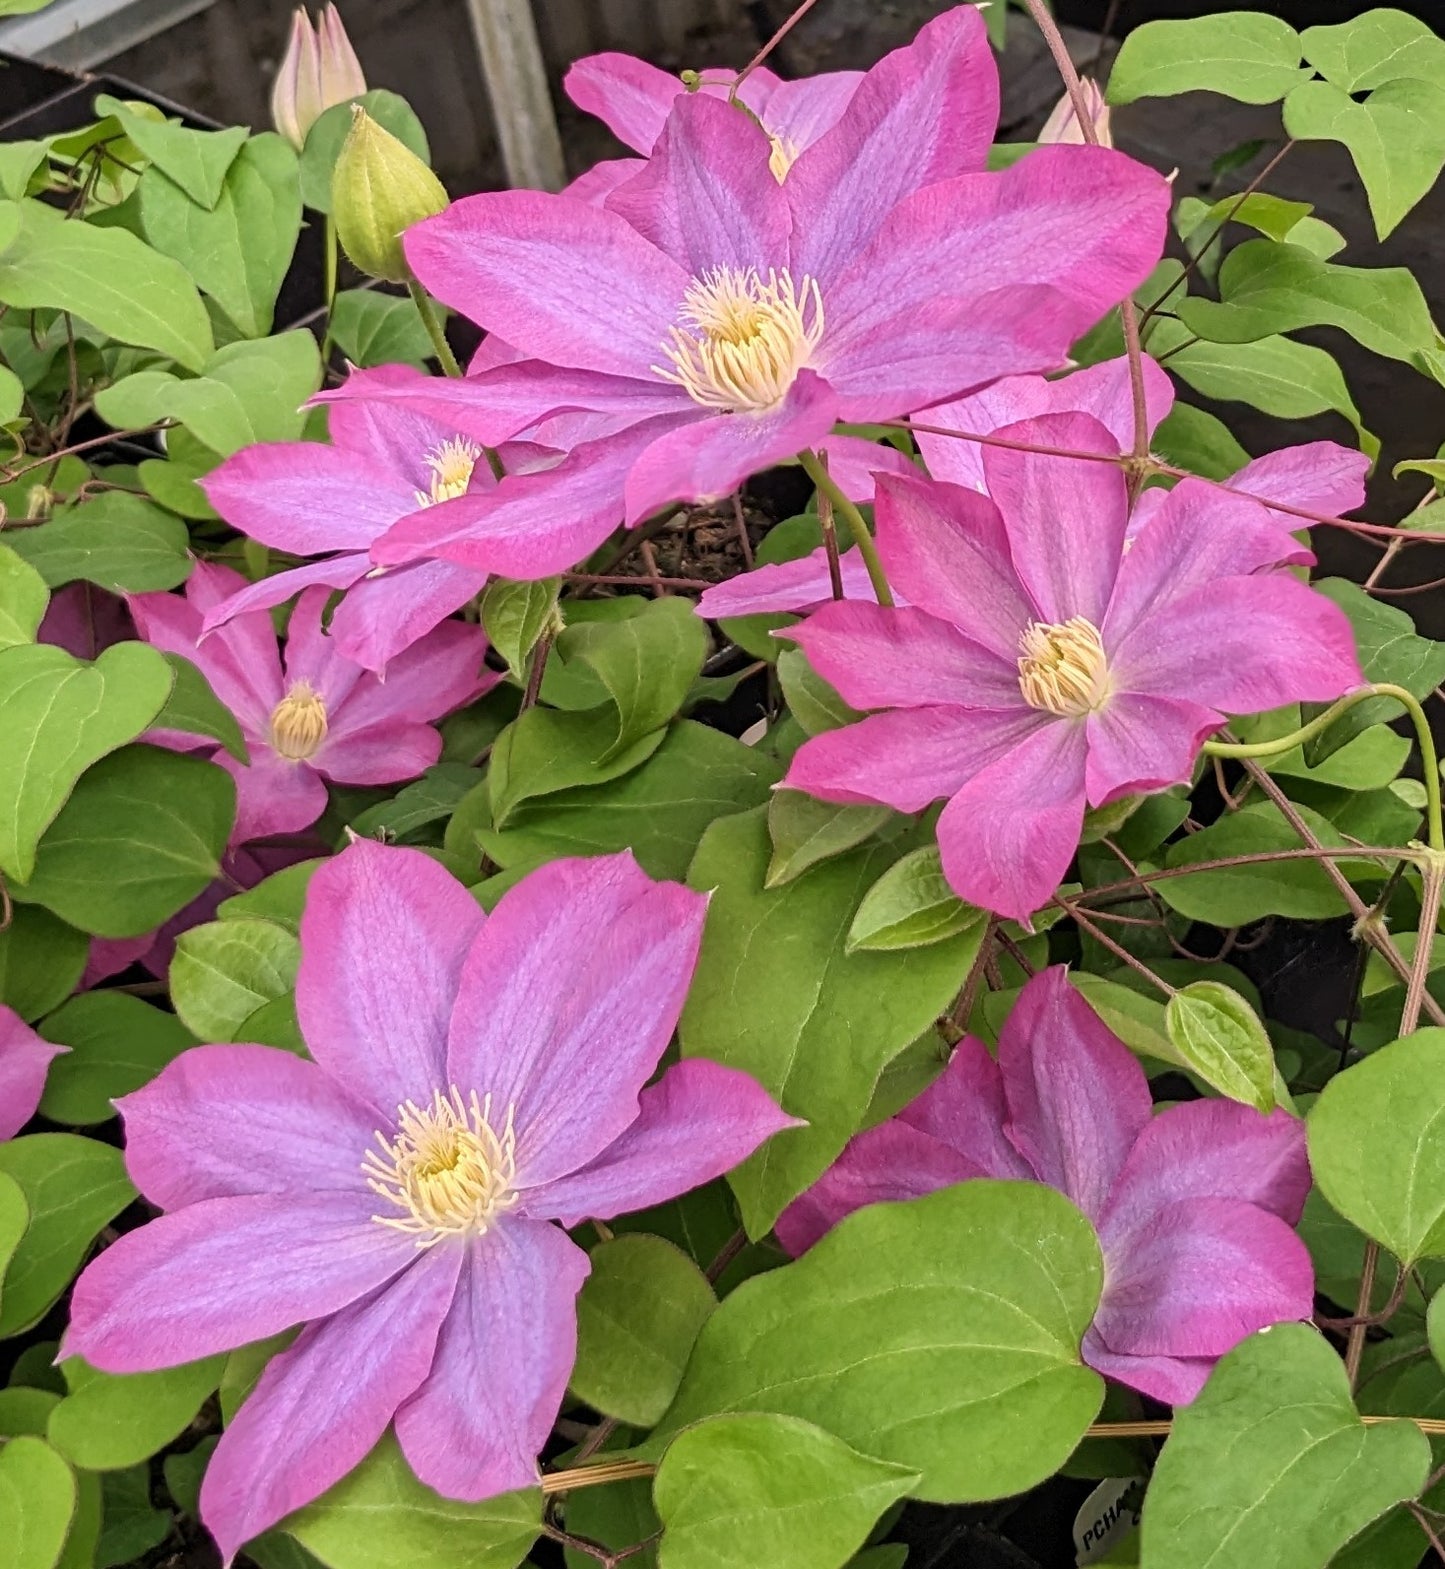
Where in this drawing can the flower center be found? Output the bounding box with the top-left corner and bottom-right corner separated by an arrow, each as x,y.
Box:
1017,616 -> 1113,718
767,132 -> 801,182
267,679 -> 328,760
363,1087 -> 519,1246
414,438 -> 483,508
655,265 -> 824,414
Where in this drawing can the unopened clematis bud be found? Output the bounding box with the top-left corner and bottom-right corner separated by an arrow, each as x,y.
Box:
1037,78 -> 1112,147
270,4 -> 367,151
331,105 -> 449,283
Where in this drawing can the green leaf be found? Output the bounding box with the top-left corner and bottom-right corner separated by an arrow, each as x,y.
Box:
776,647 -> 861,735
1176,240 -> 1441,367
0,142 -> 48,202
846,845 -> 987,954
96,1466 -> 171,1569
154,652 -> 249,762
1429,1287 -> 1445,1373
49,1354 -> 224,1471
571,1233 -> 716,1427
0,1134 -> 135,1335
649,1182 -> 1104,1500
550,598 -> 709,763
298,90 -> 430,214
92,96 -> 246,208
654,1413 -> 918,1569
1301,11 -> 1445,94
16,745 -> 235,938
766,792 -> 892,888
1139,1323 -> 1430,1569
38,993 -> 195,1125
1107,14 -> 1310,105
488,707 -> 666,828
329,289 -> 433,368
0,1170 -> 31,1298
0,198 -> 213,371
0,1435 -> 78,1569
216,859 -> 321,933
348,762 -> 481,843
481,576 -> 559,683
0,907 -> 87,1022
1162,330 -> 1378,457
1149,404 -> 1251,482
0,641 -> 174,883
478,720 -> 781,882
1283,76 -> 1445,240
95,331 -> 322,456
0,544 -> 48,649
138,134 -> 303,338
683,808 -> 995,1235
4,494 -> 192,592
0,363 -> 22,425
285,1436 -> 540,1569
170,918 -> 301,1042
1308,1027 -> 1445,1264
1177,192 -> 1315,246
1164,982 -> 1276,1112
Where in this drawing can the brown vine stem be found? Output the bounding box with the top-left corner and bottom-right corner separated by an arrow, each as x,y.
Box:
733,0 -> 823,92
1079,1417 -> 1445,1440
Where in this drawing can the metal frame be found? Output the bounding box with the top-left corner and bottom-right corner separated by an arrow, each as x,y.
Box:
0,0 -> 216,72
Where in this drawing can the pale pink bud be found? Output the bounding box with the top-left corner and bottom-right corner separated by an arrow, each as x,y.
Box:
270,5 -> 367,151
1037,78 -> 1112,148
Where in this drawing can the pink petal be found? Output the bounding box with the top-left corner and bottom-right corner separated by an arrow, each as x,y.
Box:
297,840 -> 484,1117
775,1119 -> 977,1258
202,442 -> 417,555
980,412 -> 1129,625
764,72 -> 864,154
0,1008 -> 66,1141
917,356 -> 1174,490
873,471 -> 1033,659
314,720 -> 441,786
814,434 -> 919,503
325,559 -> 491,673
607,93 -> 790,274
1094,1196 -> 1314,1359
564,52 -> 699,153
119,1045 -> 384,1211
1084,691 -> 1220,806
935,717 -> 1088,922
394,1220 -> 590,1499
788,5 -> 998,283
900,1035 -> 1034,1182
623,373 -> 838,524
445,853 -> 707,1188
526,1059 -> 797,1226
1103,477 -> 1313,649
694,546 -> 880,619
785,705 -> 1047,815
325,617 -> 491,733
1080,1328 -> 1215,1406
404,192 -> 688,380
66,1191 -> 415,1373
1229,441 -> 1369,520
1111,574 -> 1363,715
786,600 -> 1021,711
222,751 -> 329,844
198,557 -> 372,642
1101,1102 -> 1311,1242
997,967 -> 1152,1224
201,1245 -> 462,1562
276,586 -> 365,712
566,157 -> 646,206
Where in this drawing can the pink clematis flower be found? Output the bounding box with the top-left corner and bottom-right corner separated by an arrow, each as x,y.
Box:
0,1008 -> 66,1141
66,842 -> 794,1561
781,426 -> 1363,921
200,365 -> 548,672
355,6 -> 1168,582
130,562 -> 496,844
778,966 -> 1314,1405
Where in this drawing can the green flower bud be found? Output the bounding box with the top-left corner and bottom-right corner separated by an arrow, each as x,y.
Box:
331,105 -> 448,284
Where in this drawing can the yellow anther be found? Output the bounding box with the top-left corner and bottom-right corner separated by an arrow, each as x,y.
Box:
1017,616 -> 1113,718
267,680 -> 328,760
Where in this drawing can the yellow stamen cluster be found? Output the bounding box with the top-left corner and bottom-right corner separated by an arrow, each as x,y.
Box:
656,265 -> 824,414
1017,616 -> 1113,718
267,679 -> 328,761
767,133 -> 801,182
414,438 -> 483,508
363,1087 -> 519,1246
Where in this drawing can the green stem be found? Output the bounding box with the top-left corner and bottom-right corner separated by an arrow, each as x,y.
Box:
408,281 -> 463,379
1204,683 -> 1443,852
320,215 -> 339,367
798,450 -> 893,607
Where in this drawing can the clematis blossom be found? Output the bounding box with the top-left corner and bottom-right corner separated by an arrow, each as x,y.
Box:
66,842 -> 794,1561
782,424 -> 1363,921
200,365 -> 546,672
131,562 -> 496,843
354,6 -> 1168,583
0,1008 -> 66,1141
778,966 -> 1314,1405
